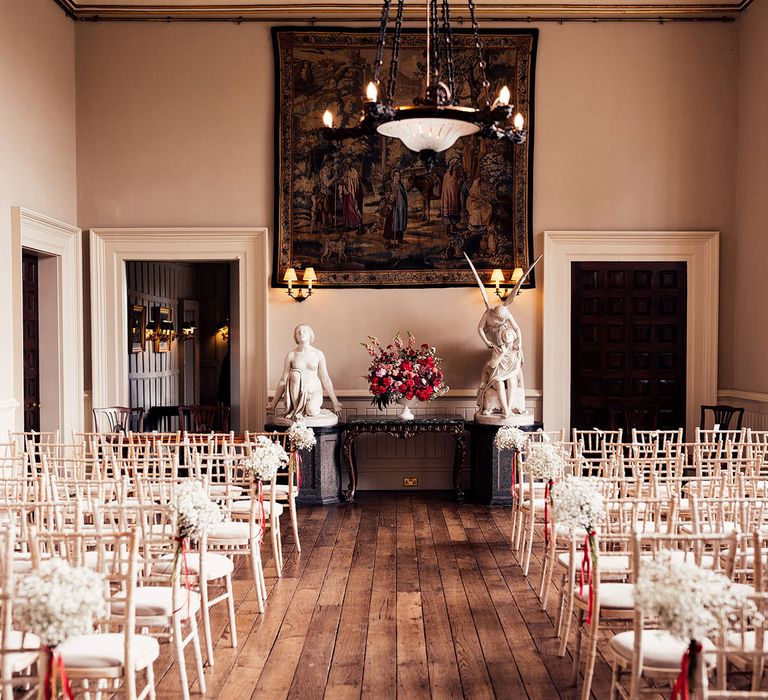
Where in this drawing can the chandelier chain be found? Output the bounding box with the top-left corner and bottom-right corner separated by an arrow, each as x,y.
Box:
373,0 -> 391,88
441,0 -> 455,103
386,0 -> 405,103
467,0 -> 490,106
430,0 -> 440,91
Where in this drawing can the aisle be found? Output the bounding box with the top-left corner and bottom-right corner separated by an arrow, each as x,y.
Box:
151,492 -> 629,699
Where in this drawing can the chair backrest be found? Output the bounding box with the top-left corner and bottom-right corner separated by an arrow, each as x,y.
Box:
179,405 -> 230,433
92,406 -> 144,434
700,404 -> 745,432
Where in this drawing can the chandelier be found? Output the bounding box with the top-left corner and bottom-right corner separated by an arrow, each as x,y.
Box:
322,0 -> 527,169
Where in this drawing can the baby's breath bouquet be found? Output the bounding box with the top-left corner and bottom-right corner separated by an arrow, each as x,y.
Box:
243,435 -> 289,482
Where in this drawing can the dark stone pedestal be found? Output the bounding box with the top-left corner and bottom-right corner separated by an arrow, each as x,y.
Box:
265,423 -> 344,505
466,421 -> 543,506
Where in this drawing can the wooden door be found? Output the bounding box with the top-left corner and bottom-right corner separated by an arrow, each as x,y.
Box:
571,262 -> 687,432
22,253 -> 41,431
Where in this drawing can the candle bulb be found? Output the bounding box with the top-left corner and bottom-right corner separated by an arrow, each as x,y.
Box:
513,112 -> 525,131
322,110 -> 333,128
366,81 -> 378,102
497,85 -> 511,106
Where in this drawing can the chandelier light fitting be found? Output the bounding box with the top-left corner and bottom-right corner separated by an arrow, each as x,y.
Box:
322,0 -> 527,169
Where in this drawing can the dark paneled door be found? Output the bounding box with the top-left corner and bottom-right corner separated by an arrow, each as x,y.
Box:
22,253 -> 41,432
571,262 -> 687,432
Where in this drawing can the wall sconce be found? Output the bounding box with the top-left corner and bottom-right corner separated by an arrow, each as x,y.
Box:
218,318 -> 229,343
284,266 -> 317,303
146,307 -> 176,352
180,321 -> 196,341
489,267 -> 524,299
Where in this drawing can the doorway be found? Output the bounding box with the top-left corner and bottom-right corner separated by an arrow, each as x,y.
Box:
570,261 -> 687,432
22,253 -> 40,431
88,227 -> 268,433
125,261 -> 232,432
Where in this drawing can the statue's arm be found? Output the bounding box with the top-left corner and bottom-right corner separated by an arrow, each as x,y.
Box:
267,352 -> 292,413
318,351 -> 343,413
477,312 -> 494,349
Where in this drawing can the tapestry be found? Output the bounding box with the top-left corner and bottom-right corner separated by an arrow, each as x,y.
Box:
272,27 -> 537,288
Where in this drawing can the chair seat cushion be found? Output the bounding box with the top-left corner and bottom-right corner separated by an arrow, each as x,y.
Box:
3,630 -> 40,672
521,498 -> 547,511
153,551 -> 234,580
229,499 -> 283,516
209,484 -> 244,498
609,630 -> 714,669
112,586 -> 200,620
558,552 -> 629,573
262,484 -> 298,498
726,630 -> 768,652
59,633 -> 159,670
576,582 -> 634,609
208,521 -> 255,542
679,521 -> 739,535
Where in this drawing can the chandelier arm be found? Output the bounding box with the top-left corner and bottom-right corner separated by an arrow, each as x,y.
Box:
441,0 -> 455,104
373,0 -> 391,87
467,0 -> 491,107
386,0 -> 405,104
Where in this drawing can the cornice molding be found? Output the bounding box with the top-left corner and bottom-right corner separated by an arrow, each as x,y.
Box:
53,1 -> 745,21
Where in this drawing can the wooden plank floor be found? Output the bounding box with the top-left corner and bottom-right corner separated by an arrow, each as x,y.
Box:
151,492 -> 628,699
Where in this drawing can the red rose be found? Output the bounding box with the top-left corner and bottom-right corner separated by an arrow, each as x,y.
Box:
371,377 -> 379,385
406,379 -> 415,388
405,391 -> 415,400
382,376 -> 392,387
421,343 -> 429,349
401,361 -> 413,371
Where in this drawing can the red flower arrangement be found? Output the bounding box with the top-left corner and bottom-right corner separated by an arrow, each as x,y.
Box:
362,332 -> 448,410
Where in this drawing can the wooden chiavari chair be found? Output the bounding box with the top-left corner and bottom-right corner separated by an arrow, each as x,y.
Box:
26,528 -> 159,700
573,428 -> 623,460
607,531 -> 739,700
94,504 -> 206,700
8,431 -> 59,459
0,526 -> 39,700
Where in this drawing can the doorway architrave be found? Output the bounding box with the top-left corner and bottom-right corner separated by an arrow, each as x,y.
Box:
543,230 -> 719,439
89,227 -> 268,432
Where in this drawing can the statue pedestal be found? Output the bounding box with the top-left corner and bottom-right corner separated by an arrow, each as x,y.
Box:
265,422 -> 343,505
466,420 -> 543,506
473,411 -> 535,427
271,409 -> 339,428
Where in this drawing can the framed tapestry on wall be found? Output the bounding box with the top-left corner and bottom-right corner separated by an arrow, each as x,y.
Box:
272,27 -> 537,288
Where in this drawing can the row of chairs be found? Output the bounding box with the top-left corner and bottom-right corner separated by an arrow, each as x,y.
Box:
0,430 -> 303,699
512,432 -> 768,698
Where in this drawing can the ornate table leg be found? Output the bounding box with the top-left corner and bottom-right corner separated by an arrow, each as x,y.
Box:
341,431 -> 358,501
452,428 -> 467,502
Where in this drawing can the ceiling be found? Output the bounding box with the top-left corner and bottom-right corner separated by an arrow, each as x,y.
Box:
53,0 -> 751,21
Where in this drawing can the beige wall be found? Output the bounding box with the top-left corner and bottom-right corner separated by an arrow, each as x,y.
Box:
732,2 -> 768,395
0,0 -> 77,432
74,20 -> 739,401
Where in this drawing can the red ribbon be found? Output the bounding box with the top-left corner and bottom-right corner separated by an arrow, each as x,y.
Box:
511,452 -> 517,502
43,646 -> 74,700
671,641 -> 702,700
544,480 -> 552,549
295,451 -> 302,489
580,531 -> 594,624
258,480 -> 266,539
173,536 -> 193,620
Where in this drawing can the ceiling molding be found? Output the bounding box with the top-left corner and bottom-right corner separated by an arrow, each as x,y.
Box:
53,1 -> 747,21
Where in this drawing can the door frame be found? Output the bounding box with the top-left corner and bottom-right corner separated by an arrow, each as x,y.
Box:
543,230 -> 719,438
89,227 -> 268,432
11,207 -> 84,436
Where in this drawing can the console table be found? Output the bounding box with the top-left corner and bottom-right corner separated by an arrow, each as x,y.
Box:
341,416 -> 466,502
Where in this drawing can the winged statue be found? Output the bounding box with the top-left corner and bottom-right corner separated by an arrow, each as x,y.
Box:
464,253 -> 542,424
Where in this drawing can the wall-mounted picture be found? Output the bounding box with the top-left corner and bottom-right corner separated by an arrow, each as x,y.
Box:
152,306 -> 173,354
128,304 -> 146,353
272,27 -> 537,288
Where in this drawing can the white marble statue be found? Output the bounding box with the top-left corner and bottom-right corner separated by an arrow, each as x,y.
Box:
267,324 -> 343,426
465,253 -> 542,426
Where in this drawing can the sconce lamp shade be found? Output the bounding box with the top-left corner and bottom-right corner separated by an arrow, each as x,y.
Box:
490,269 -> 505,284
302,267 -> 318,283
510,267 -> 524,285
283,267 -> 298,283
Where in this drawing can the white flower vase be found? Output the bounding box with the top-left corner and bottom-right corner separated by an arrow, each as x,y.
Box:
397,397 -> 418,420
